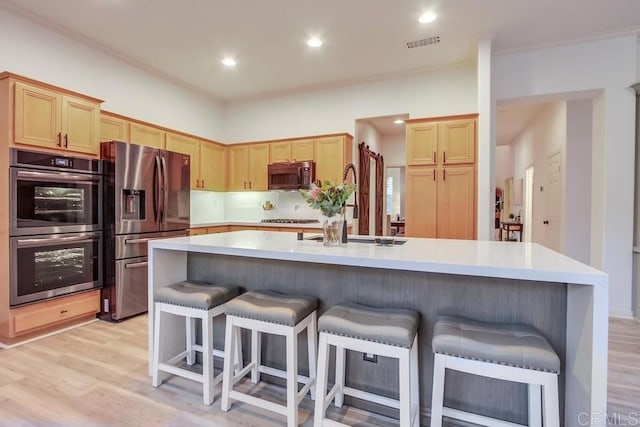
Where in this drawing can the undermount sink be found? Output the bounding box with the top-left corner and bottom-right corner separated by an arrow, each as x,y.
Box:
305,235 -> 407,246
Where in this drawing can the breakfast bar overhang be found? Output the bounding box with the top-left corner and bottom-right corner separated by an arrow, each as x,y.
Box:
148,231 -> 608,426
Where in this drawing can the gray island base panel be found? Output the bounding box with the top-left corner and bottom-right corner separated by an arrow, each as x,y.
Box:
148,231 -> 608,427
190,254 -> 567,424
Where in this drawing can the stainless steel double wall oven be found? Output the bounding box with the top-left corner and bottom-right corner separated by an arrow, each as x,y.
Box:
9,149 -> 103,306
102,141 -> 190,321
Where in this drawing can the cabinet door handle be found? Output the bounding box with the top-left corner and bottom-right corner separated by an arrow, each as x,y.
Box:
433,169 -> 435,181
244,181 -> 247,189
64,134 -> 68,148
57,132 -> 62,147
201,179 -> 204,188
443,151 -> 446,164
433,151 -> 436,163
443,169 -> 446,180
249,181 -> 252,189
60,309 -> 68,314
196,179 -> 200,188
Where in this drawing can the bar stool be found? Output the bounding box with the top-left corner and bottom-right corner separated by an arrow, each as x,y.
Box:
151,280 -> 240,405
221,290 -> 318,427
314,302 -> 420,427
430,315 -> 560,427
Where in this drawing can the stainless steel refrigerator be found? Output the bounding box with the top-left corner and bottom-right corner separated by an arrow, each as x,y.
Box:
101,141 -> 190,320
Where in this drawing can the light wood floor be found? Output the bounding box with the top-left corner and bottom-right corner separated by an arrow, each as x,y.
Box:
0,316 -> 637,426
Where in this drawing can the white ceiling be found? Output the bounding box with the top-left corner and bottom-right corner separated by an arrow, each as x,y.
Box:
1,0 -> 639,103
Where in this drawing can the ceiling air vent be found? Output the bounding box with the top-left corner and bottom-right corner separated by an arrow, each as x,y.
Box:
406,36 -> 440,49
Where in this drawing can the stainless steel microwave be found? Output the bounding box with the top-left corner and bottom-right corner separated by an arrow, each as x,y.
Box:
268,161 -> 315,190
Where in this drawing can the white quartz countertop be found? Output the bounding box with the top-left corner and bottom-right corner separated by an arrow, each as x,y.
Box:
149,230 -> 607,288
190,221 -> 323,229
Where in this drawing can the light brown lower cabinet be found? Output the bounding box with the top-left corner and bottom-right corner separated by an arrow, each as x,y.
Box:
9,289 -> 100,338
405,165 -> 475,239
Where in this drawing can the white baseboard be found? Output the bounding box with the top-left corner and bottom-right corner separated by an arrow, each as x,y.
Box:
609,308 -> 635,319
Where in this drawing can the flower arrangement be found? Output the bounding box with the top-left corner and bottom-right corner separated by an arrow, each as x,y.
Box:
300,181 -> 356,218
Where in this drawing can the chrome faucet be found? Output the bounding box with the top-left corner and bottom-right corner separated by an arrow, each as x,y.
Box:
342,163 -> 358,243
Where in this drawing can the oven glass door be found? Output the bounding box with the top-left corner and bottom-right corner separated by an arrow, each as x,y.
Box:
10,232 -> 103,306
11,168 -> 102,235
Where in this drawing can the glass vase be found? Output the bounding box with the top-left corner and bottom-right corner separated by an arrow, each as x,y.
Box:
322,214 -> 344,246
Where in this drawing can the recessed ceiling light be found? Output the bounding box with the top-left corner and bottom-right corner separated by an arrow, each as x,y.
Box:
222,57 -> 236,67
419,12 -> 437,24
307,37 -> 323,48
394,119 -> 405,124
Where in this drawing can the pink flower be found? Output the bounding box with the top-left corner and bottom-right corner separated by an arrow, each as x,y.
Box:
310,187 -> 323,201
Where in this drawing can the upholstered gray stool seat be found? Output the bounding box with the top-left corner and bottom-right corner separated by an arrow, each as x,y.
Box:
430,315 -> 560,427
152,280 -> 242,406
318,302 -> 420,348
432,315 -> 560,373
221,289 -> 318,427
154,280 -> 239,309
224,290 -> 318,326
314,303 -> 420,427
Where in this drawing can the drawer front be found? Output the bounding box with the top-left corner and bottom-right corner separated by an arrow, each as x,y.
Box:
11,290 -> 100,336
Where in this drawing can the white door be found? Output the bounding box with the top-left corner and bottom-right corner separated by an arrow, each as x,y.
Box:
544,151 -> 562,251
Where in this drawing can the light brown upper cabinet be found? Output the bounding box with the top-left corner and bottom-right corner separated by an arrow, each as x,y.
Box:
130,122 -> 165,149
14,81 -> 100,155
229,143 -> 269,191
292,138 -> 314,161
100,113 -> 130,143
406,118 -> 475,166
405,115 -> 477,240
269,138 -> 315,163
270,141 -> 291,163
314,135 -> 353,184
200,141 -> 226,191
166,132 -> 227,191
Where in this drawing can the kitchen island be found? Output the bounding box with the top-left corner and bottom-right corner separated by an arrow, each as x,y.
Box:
148,231 -> 608,426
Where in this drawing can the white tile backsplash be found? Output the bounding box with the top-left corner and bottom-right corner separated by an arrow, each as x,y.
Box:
191,190 -> 354,224
190,190 -> 225,224
191,190 -> 320,223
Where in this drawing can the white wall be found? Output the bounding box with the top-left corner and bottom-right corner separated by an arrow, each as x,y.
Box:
495,145 -> 513,190
356,121 -> 383,156
565,99 -> 593,264
0,7 -> 223,140
494,35 -> 638,316
510,102 -> 566,245
221,65 -> 477,142
380,133 -> 405,166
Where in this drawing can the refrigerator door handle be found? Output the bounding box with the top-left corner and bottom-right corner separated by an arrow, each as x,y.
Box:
160,155 -> 167,224
154,155 -> 161,224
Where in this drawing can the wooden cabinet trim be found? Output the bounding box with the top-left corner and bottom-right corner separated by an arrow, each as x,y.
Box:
0,72 -> 103,103
404,113 -> 478,124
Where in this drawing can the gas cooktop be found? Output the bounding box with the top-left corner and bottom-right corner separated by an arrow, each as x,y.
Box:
260,219 -> 319,224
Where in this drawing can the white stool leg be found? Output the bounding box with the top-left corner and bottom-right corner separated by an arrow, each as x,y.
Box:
528,384 -> 542,427
251,329 -> 261,384
430,353 -> 445,427
313,333 -> 330,427
186,316 -> 196,365
334,345 -> 346,408
202,310 -> 214,405
286,327 -> 299,427
410,337 -> 420,427
399,348 -> 411,427
221,316 -> 236,412
152,303 -> 162,387
542,374 -> 560,427
234,324 -> 243,374
307,312 -> 318,400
